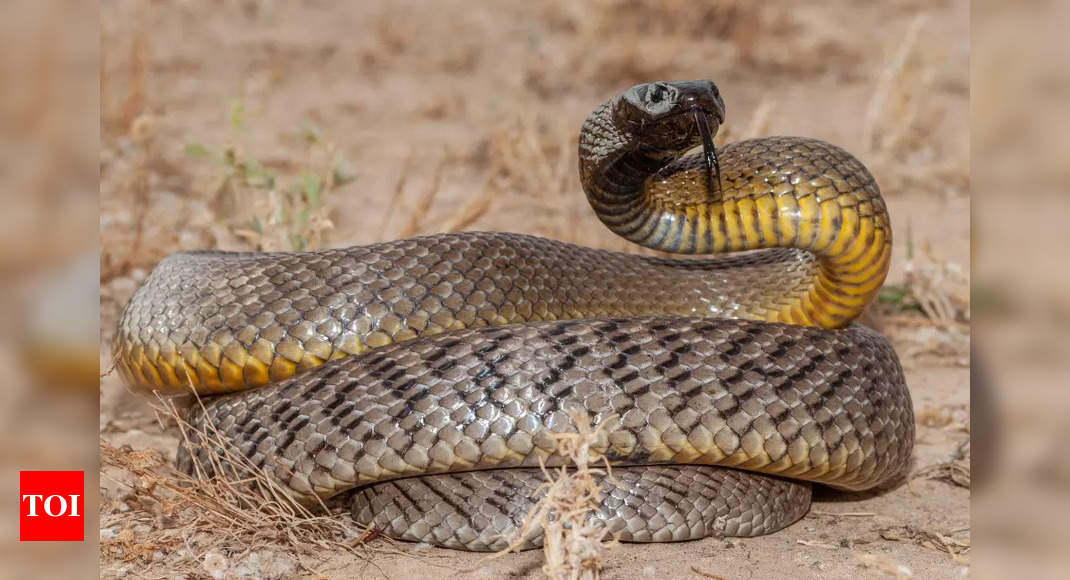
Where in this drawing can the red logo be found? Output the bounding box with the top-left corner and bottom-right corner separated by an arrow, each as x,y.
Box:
19,471 -> 84,541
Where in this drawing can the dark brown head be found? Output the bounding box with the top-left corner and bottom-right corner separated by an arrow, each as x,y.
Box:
613,80 -> 726,152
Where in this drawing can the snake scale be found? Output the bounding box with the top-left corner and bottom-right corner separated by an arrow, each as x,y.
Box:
114,81 -> 914,551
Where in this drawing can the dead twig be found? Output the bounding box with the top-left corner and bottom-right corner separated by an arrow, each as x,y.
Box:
487,412 -> 617,580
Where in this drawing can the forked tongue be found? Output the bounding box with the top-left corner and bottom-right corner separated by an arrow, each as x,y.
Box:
692,106 -> 722,194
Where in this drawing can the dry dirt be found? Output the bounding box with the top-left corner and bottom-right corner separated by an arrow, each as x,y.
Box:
99,1 -> 970,578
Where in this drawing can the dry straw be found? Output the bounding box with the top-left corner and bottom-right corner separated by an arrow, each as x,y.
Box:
486,412 -> 618,580
100,394 -> 375,577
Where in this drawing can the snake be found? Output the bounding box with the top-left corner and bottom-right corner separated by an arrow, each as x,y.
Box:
114,80 -> 913,551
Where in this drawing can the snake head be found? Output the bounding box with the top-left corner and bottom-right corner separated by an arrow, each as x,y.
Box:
616,80 -> 726,152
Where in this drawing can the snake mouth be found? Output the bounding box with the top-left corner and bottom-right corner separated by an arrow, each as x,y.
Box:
646,105 -> 722,193
657,105 -> 721,124
684,106 -> 724,126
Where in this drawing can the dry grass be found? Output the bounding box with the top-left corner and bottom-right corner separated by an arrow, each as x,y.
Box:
690,567 -> 727,580
100,395 -> 374,578
874,225 -> 970,365
482,112 -> 582,243
854,12 -> 970,370
102,397 -> 622,579
914,438 -> 971,489
187,115 -> 354,253
878,525 -> 970,563
377,146 -> 498,240
863,13 -> 969,198
489,412 -> 616,580
897,248 -> 970,327
395,151 -> 449,238
517,0 -> 853,98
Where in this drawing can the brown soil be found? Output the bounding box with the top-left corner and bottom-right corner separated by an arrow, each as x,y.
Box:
100,1 -> 969,578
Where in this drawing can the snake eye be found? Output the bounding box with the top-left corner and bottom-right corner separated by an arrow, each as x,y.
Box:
649,84 -> 668,104
621,82 -> 676,118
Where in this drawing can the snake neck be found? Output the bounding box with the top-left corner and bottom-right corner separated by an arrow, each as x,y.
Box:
578,102 -> 892,329
579,99 -> 665,195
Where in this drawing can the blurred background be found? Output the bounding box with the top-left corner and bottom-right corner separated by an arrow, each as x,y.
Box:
972,1 -> 1070,578
13,0 -> 1070,578
0,0 -> 98,577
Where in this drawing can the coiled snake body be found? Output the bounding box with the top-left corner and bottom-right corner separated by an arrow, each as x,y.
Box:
115,81 -> 913,551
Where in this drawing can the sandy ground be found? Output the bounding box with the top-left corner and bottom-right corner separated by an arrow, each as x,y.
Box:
100,1 -> 969,578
